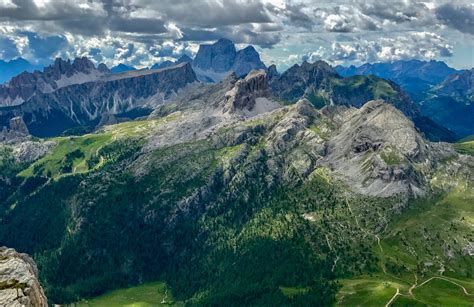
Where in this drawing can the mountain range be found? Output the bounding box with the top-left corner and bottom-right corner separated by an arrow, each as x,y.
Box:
0,43 -> 458,142
0,38 -> 473,306
336,60 -> 473,137
335,59 -> 462,96
0,58 -> 43,84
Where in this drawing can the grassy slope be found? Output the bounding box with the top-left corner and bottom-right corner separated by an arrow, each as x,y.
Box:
76,282 -> 179,306
3,111 -> 472,305
336,183 -> 474,306
453,140 -> 474,156
19,115 -> 179,178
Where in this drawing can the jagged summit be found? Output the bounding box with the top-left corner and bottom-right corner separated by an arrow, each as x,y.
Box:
192,38 -> 266,82
0,57 -> 109,107
223,69 -> 273,114
193,38 -> 237,73
0,62 -> 198,137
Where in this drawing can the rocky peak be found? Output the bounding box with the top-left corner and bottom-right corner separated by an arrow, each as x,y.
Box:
223,69 -> 270,113
192,39 -> 266,82
232,46 -> 266,77
9,117 -> 29,135
72,57 -> 96,73
0,57 -> 107,107
0,247 -> 48,307
97,63 -> 110,73
177,54 -> 193,64
267,64 -> 279,81
277,60 -> 338,84
194,38 -> 237,73
45,57 -> 96,78
319,99 -> 442,197
269,60 -> 337,102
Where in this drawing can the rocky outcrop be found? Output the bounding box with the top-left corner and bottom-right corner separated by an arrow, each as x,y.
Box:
0,57 -> 108,107
0,116 -> 30,143
269,60 -> 456,142
319,100 -> 453,197
0,247 -> 47,307
192,39 -> 266,82
223,70 -> 271,113
9,117 -> 28,135
269,60 -> 338,102
12,140 -> 56,162
0,63 -> 198,137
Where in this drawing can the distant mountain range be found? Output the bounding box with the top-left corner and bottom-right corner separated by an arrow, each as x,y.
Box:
150,54 -> 193,70
335,60 -> 462,98
110,63 -> 136,73
0,57 -> 109,107
0,58 -> 43,84
1,40 -> 472,140
420,69 -> 473,137
336,60 -> 473,137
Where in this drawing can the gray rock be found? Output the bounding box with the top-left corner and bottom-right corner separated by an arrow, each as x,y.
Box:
319,100 -> 447,197
12,140 -> 56,163
0,247 -> 47,307
192,39 -> 266,82
0,63 -> 198,137
193,38 -> 237,73
0,57 -> 107,107
223,70 -> 271,113
9,117 -> 28,135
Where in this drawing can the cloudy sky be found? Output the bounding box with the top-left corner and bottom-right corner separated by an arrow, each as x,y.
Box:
0,0 -> 473,70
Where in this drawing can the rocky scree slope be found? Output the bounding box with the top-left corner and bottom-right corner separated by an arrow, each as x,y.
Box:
319,100 -> 454,197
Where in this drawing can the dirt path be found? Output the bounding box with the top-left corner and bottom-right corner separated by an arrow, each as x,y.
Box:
161,288 -> 168,304
416,276 -> 472,296
374,234 -> 387,274
408,273 -> 418,296
385,288 -> 400,307
331,256 -> 340,272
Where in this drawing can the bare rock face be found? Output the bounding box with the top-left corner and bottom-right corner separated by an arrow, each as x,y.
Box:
223,70 -> 271,113
192,39 -> 266,82
0,57 -> 107,107
12,140 -> 56,163
320,100 -> 453,197
0,62 -> 198,137
0,117 -> 30,143
0,247 -> 47,307
9,117 -> 29,135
